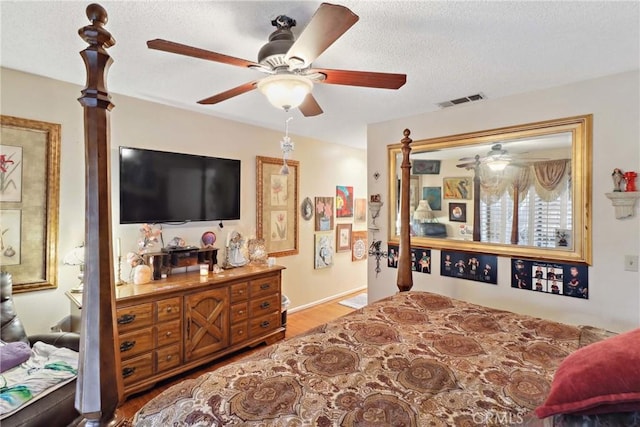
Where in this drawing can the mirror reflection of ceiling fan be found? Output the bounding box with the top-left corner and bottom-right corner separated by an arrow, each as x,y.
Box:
457,143 -> 546,171
146,3 -> 407,116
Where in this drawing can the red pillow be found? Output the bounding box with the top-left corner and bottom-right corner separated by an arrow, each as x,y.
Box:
535,327 -> 640,418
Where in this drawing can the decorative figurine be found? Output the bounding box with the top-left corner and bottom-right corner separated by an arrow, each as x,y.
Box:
624,171 -> 637,192
612,168 -> 625,192
227,231 -> 248,267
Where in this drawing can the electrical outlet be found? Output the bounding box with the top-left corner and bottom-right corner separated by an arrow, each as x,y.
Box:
624,255 -> 639,272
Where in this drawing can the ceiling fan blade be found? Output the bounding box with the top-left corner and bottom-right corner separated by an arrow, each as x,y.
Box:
197,81 -> 259,105
313,68 -> 406,89
299,93 -> 323,117
285,3 -> 359,68
148,39 -> 260,69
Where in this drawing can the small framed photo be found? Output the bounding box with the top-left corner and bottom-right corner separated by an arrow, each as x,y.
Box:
449,202 -> 467,222
336,223 -> 352,252
412,159 -> 441,175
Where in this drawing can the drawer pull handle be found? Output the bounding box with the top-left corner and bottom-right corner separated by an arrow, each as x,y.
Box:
117,314 -> 136,325
238,330 -> 244,335
166,355 -> 172,361
165,331 -> 172,337
238,310 -> 244,315
260,301 -> 271,309
166,306 -> 172,313
260,283 -> 270,290
260,320 -> 270,328
122,367 -> 136,378
120,341 -> 136,352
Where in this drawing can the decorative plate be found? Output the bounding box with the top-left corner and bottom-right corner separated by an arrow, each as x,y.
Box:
201,231 -> 216,247
301,197 -> 313,221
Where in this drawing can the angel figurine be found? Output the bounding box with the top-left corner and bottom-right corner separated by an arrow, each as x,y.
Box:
227,231 -> 248,267
612,168 -> 625,192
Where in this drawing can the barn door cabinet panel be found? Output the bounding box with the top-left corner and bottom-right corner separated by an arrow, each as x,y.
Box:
114,265 -> 285,397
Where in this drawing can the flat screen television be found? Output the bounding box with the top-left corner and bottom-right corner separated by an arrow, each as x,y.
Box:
119,147 -> 241,224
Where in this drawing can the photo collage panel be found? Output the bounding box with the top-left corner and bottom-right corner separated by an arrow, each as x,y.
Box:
441,250 -> 497,284
511,259 -> 588,299
387,244 -> 431,274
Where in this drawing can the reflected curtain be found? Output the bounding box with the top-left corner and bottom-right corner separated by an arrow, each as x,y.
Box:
478,164 -> 511,204
533,159 -> 570,201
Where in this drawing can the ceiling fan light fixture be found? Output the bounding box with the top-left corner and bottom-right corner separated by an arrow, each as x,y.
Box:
487,158 -> 510,172
257,74 -> 313,111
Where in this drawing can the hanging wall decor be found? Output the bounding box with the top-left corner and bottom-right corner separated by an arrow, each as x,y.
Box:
441,250 -> 497,284
511,258 -> 588,298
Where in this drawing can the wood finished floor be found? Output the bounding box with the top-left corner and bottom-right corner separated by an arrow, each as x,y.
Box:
119,290 -> 362,421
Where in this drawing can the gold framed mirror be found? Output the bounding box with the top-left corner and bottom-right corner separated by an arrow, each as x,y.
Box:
388,115 -> 592,264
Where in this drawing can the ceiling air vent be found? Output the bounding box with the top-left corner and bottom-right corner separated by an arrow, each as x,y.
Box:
437,93 -> 486,109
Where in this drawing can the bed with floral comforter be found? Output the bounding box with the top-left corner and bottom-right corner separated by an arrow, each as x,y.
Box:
133,291 -> 618,426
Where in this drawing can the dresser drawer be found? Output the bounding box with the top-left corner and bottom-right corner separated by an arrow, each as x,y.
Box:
230,282 -> 248,302
250,276 -> 279,299
119,327 -> 154,358
156,319 -> 181,347
121,353 -> 153,385
230,302 -> 248,323
249,311 -> 280,338
250,293 -> 280,317
156,297 -> 181,322
230,321 -> 249,345
116,303 -> 153,333
156,344 -> 181,373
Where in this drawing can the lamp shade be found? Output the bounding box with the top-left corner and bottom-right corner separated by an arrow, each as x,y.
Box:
413,200 -> 432,222
63,245 -> 85,266
257,74 -> 313,111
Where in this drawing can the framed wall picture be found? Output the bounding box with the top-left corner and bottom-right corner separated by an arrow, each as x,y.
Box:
351,231 -> 367,261
449,202 -> 467,222
336,185 -> 354,218
354,198 -> 367,223
300,196 -> 313,221
412,159 -> 441,175
0,115 -> 60,293
256,156 -> 299,257
443,177 -> 472,199
336,223 -> 352,252
314,232 -> 334,269
314,196 -> 334,231
422,186 -> 442,211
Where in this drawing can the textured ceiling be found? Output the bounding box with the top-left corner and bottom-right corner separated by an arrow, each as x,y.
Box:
1,1 -> 638,149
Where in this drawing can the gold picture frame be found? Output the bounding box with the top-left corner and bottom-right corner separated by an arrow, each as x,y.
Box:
1,115 -> 60,293
256,156 -> 299,257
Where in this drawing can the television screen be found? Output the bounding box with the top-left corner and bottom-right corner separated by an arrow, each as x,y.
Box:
119,147 -> 241,224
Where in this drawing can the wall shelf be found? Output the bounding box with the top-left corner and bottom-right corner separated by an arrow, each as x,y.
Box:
605,192 -> 640,219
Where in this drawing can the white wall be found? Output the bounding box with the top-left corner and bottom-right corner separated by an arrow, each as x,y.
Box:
1,68 -> 367,334
367,70 -> 640,333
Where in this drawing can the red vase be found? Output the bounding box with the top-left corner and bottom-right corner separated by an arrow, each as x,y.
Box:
624,171 -> 637,192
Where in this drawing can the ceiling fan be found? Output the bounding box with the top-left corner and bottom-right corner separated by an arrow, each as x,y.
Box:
146,3 -> 406,117
457,143 -> 532,171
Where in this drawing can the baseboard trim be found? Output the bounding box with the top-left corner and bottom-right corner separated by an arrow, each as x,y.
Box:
287,286 -> 367,314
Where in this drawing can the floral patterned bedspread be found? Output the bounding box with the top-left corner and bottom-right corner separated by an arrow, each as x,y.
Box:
133,291 -> 608,426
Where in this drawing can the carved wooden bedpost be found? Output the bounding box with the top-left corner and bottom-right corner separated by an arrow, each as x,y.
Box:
473,156 -> 481,242
397,129 -> 413,292
77,4 -> 124,425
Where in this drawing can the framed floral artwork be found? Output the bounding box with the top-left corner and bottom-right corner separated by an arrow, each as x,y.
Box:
256,156 -> 299,257
314,196 -> 334,231
336,223 -> 352,252
336,185 -> 353,218
0,115 -> 60,293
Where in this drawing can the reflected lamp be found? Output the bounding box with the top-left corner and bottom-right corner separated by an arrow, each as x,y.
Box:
63,244 -> 85,293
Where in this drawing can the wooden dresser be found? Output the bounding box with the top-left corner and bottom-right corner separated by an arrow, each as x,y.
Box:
113,264 -> 285,397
